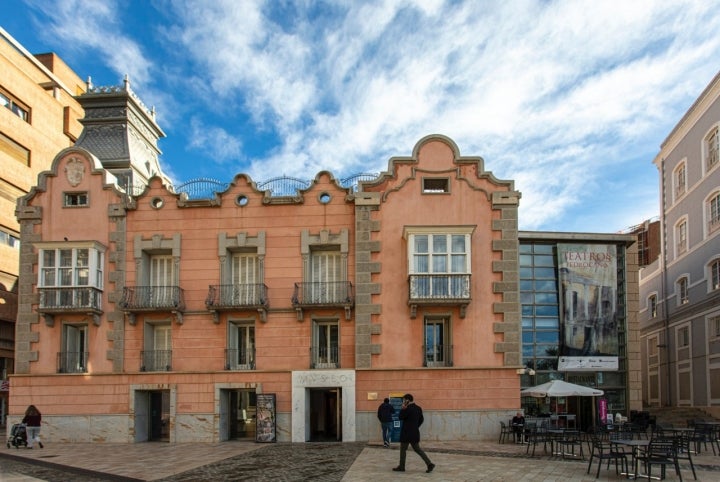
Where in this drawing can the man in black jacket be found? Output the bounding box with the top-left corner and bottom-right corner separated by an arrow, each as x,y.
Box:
393,394 -> 435,473
377,398 -> 394,447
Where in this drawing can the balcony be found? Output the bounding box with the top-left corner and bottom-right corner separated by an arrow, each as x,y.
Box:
408,274 -> 471,318
38,287 -> 103,326
119,286 -> 186,325
310,345 -> 340,369
140,350 -> 172,372
206,284 -> 269,322
292,281 -> 354,320
57,351 -> 89,373
225,347 -> 256,370
423,344 -> 453,367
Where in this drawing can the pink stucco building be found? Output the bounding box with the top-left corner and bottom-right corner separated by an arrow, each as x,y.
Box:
10,83 -> 639,443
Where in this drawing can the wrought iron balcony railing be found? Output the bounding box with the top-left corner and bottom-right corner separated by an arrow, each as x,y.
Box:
408,274 -> 471,318
292,281 -> 354,320
57,351 -> 89,373
225,347 -> 256,370
310,345 -> 340,369
38,287 -> 103,325
422,344 -> 453,367
206,284 -> 269,322
119,286 -> 186,324
140,350 -> 172,372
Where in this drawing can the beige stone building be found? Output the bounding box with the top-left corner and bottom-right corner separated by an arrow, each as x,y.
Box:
0,27 -> 86,426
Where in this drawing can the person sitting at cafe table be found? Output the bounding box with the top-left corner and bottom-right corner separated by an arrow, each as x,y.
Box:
511,412 -> 525,443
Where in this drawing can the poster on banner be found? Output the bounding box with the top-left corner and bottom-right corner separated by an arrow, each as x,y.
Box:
557,244 -> 619,372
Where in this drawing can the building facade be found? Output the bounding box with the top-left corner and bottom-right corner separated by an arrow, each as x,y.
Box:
0,27 -> 86,426
639,71 -> 720,416
9,82 -> 641,443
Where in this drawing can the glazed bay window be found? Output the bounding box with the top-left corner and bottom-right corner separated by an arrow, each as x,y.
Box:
424,317 -> 452,367
227,321 -> 255,370
312,320 -> 339,369
58,324 -> 88,373
37,243 -> 104,322
405,227 -> 473,317
141,322 -> 172,371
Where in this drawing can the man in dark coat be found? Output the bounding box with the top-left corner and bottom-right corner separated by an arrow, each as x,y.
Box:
393,393 -> 435,473
377,397 -> 394,447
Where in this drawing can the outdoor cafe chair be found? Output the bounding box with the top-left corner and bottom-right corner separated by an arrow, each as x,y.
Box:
526,424 -> 551,457
498,420 -> 513,444
554,429 -> 584,460
586,431 -> 627,479
676,432 -> 698,480
635,437 -> 683,482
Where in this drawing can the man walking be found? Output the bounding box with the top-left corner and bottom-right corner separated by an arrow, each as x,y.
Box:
393,393 -> 435,473
377,397 -> 394,447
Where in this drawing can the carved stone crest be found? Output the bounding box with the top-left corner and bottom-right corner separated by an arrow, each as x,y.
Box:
65,157 -> 85,186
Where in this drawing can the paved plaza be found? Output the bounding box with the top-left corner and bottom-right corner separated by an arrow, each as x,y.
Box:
0,439 -> 719,481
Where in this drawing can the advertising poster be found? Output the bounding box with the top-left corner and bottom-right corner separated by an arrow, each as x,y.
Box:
255,393 -> 276,443
557,244 -> 619,371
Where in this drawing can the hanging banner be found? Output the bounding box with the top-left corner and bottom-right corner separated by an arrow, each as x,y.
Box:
557,244 -> 619,371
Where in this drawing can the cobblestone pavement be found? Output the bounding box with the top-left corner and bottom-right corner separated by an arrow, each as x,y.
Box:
1,440 -> 720,481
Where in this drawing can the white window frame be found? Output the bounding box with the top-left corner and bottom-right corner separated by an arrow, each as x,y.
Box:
707,191 -> 720,235
313,319 -> 339,368
675,218 -> 688,257
709,258 -> 720,292
677,276 -> 689,305
674,161 -> 687,200
228,320 -> 255,369
709,315 -> 720,340
37,242 -> 105,289
677,325 -> 690,347
143,321 -> 172,371
706,125 -> 719,173
231,252 -> 260,304
648,294 -> 657,318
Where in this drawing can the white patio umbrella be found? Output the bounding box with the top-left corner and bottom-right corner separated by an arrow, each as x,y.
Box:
520,380 -> 604,398
520,380 -> 604,428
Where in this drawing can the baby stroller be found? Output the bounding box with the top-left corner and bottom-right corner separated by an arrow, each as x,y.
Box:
7,423 -> 27,449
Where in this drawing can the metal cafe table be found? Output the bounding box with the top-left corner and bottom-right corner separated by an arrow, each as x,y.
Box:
611,438 -> 652,479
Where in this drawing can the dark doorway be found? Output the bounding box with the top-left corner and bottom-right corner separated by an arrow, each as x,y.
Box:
309,388 -> 341,442
227,389 -> 256,440
149,390 -> 170,442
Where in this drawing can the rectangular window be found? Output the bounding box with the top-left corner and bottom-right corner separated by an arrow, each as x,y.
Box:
676,220 -> 687,255
708,127 -> 719,170
675,163 -> 686,198
60,324 -> 88,373
143,323 -> 172,371
313,320 -> 339,368
648,295 -> 657,318
308,250 -> 343,303
0,131 -> 30,166
64,192 -> 89,207
0,229 -> 19,249
410,233 -> 469,298
424,317 -> 451,367
711,260 -> 720,291
711,316 -> 720,339
422,177 -> 449,193
709,193 -> 720,233
678,277 -> 689,305
227,321 -> 255,369
39,247 -> 103,288
230,253 -> 259,304
678,326 -> 689,348
0,89 -> 30,122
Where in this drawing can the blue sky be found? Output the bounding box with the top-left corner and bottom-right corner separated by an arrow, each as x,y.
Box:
4,0 -> 720,232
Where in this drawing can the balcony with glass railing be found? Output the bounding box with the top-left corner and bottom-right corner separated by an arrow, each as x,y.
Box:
38,287 -> 103,325
292,281 -> 354,320
57,351 -> 89,373
140,350 -> 172,372
119,286 -> 186,324
310,345 -> 340,369
206,284 -> 269,322
408,274 -> 471,318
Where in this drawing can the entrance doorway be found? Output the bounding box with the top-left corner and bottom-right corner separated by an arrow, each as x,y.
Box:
309,388 -> 341,442
133,389 -> 170,442
220,388 -> 257,441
